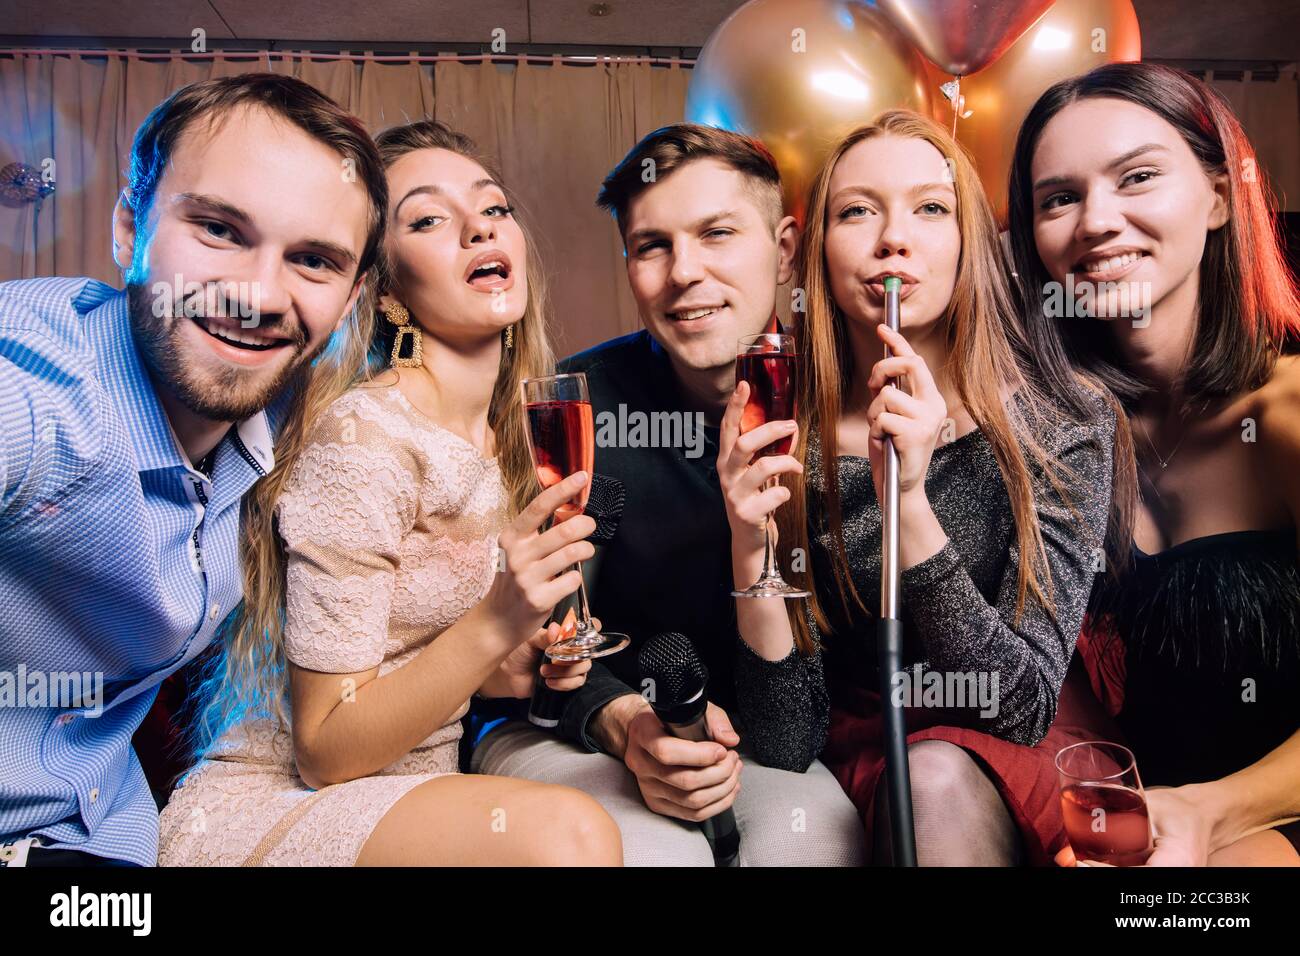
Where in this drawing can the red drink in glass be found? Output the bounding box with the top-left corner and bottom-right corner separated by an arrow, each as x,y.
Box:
1056,740 -> 1154,867
1060,782 -> 1154,866
525,399 -> 594,523
731,332 -> 809,600
519,372 -> 628,662
736,351 -> 797,456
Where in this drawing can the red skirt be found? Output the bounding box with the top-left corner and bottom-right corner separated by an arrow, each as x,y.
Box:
821,636 -> 1125,866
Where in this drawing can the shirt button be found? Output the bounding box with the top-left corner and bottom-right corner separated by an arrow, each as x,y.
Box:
89,788 -> 99,803
209,603 -> 220,620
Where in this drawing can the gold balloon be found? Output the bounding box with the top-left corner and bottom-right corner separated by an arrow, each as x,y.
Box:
686,0 -> 934,224
930,0 -> 1141,224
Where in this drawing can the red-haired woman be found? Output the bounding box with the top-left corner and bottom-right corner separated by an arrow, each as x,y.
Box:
719,110 -> 1124,865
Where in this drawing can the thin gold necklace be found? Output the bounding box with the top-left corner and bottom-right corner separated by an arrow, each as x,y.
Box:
1133,399 -> 1207,470
1135,415 -> 1186,470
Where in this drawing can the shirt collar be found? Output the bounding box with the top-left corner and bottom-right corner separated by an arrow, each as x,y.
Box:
234,403 -> 276,474
81,285 -> 274,475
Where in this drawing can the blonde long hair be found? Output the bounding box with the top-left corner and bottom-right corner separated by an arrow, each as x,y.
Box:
193,121 -> 553,749
778,110 -> 1097,653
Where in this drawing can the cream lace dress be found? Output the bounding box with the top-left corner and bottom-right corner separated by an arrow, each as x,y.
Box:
158,383 -> 508,866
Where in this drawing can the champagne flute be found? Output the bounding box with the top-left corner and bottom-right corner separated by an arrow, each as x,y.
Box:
1055,740 -> 1154,866
732,333 -> 810,599
521,372 -> 630,662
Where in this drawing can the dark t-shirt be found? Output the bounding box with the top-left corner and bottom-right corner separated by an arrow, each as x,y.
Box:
539,330 -> 740,750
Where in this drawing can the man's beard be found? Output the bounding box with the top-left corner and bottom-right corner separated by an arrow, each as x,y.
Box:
127,281 -> 322,423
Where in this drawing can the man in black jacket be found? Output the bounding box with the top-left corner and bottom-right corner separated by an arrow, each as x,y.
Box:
471,124 -> 864,866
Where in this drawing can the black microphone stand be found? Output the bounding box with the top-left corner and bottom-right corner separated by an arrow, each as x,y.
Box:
878,276 -> 918,866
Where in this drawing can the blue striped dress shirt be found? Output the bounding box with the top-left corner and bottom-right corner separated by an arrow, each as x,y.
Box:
0,276 -> 281,865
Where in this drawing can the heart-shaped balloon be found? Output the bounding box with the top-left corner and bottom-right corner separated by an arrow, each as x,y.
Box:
931,0 -> 1141,222
876,0 -> 1056,76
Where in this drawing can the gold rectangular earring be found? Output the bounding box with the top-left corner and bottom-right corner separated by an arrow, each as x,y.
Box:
390,324 -> 422,367
384,302 -> 422,368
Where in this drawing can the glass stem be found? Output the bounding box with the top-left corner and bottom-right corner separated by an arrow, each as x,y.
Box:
573,561 -> 595,634
761,475 -> 780,579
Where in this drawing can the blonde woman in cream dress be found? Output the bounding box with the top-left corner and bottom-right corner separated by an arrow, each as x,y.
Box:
158,122 -> 621,866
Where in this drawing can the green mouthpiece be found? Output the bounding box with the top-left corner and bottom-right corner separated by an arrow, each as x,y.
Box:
884,276 -> 902,293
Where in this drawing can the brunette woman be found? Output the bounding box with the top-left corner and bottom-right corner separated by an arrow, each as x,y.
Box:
1009,62 -> 1300,865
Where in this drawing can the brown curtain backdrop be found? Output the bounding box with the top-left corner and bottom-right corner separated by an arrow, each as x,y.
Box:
1207,68 -> 1300,214
0,52 -> 1296,351
0,53 -> 689,353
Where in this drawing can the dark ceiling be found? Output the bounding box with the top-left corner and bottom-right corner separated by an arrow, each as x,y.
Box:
0,0 -> 1296,63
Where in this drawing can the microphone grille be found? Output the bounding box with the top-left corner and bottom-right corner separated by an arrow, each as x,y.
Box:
586,474 -> 625,544
638,632 -> 707,708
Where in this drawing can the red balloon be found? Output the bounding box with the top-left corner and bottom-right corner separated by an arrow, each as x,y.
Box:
930,0 -> 1142,223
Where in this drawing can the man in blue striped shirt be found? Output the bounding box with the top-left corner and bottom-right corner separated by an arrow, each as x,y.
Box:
0,74 -> 386,866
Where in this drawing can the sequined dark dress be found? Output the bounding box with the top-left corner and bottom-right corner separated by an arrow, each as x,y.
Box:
733,389 -> 1118,864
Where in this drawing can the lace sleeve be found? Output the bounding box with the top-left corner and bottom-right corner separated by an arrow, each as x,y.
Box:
276,396 -> 422,673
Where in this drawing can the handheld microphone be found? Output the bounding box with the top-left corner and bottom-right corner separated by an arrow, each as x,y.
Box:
584,472 -> 626,548
529,473 -> 626,728
638,632 -> 741,867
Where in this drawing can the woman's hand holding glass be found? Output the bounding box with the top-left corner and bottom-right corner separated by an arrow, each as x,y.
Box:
479,618 -> 596,698
1056,785 -> 1219,867
473,471 -> 596,653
